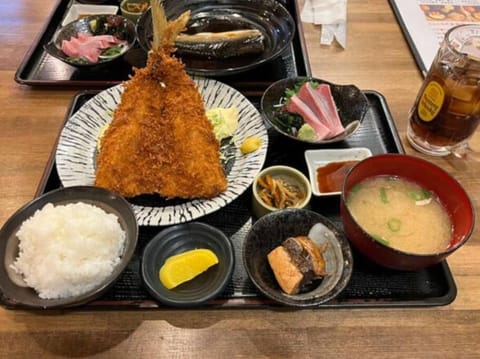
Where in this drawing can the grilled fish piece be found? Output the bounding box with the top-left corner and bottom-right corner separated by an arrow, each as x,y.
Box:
175,29 -> 265,58
267,236 -> 328,295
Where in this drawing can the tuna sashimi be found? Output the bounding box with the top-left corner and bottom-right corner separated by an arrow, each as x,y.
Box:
297,83 -> 345,137
61,33 -> 125,63
286,95 -> 332,140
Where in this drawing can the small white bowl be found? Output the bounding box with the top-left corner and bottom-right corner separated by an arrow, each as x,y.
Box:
304,148 -> 373,196
62,5 -> 119,26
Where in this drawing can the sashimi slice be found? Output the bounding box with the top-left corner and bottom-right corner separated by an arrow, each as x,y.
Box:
296,83 -> 345,137
286,95 -> 331,140
314,84 -> 345,135
61,34 -> 125,63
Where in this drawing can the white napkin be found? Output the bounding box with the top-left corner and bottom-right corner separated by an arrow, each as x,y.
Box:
301,0 -> 347,48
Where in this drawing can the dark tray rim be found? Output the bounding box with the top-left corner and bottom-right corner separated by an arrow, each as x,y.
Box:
12,88 -> 456,310
14,0 -> 312,87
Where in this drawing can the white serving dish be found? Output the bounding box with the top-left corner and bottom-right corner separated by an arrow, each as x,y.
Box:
304,148 -> 373,196
62,5 -> 119,26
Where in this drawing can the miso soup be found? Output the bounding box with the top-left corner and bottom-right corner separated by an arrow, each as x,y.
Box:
346,176 -> 452,254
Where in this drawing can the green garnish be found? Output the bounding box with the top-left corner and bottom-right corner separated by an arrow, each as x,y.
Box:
422,189 -> 432,199
380,187 -> 389,203
270,111 -> 304,135
101,45 -> 124,57
371,234 -> 390,246
408,188 -> 432,201
346,184 -> 362,204
387,218 -> 401,232
350,183 -> 362,193
284,79 -> 319,101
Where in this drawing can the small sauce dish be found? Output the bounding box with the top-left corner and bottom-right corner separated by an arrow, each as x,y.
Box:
304,148 -> 372,196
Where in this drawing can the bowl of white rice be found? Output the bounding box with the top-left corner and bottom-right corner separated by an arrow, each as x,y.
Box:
0,186 -> 138,309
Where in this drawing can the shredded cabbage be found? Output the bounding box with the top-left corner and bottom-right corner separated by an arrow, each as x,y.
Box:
206,107 -> 239,141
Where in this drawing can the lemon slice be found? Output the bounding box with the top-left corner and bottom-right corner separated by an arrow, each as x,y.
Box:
159,248 -> 219,289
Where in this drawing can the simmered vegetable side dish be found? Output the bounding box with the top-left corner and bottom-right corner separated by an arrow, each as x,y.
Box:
346,176 -> 452,254
257,174 -> 305,209
125,2 -> 149,13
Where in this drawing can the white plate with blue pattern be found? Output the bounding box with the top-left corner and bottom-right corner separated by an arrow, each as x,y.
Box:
55,78 -> 268,226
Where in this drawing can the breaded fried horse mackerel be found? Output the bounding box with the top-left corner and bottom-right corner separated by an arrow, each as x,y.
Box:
95,1 -> 228,199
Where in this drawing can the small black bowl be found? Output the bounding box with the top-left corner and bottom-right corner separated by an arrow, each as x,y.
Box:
44,14 -> 136,67
136,0 -> 295,76
0,186 -> 138,309
141,222 -> 235,307
243,208 -> 353,307
261,76 -> 370,145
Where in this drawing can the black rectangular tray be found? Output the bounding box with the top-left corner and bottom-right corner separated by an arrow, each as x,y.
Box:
14,0 -> 310,88
29,89 -> 457,309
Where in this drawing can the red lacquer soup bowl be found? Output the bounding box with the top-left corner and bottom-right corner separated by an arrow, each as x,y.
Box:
340,154 -> 475,271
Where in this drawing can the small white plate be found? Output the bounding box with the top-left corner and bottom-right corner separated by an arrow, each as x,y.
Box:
304,148 -> 373,196
62,5 -> 119,26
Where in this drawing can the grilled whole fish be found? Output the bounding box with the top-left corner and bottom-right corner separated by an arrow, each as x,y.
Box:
175,29 -> 265,58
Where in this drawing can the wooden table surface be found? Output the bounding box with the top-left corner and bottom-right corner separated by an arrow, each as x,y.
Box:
1,0 -> 479,357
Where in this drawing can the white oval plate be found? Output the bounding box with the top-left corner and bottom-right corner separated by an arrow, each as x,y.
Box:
304,148 -> 373,196
56,78 -> 268,225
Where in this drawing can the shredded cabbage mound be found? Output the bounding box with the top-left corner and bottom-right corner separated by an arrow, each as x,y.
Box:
11,202 -> 126,299
206,107 -> 239,141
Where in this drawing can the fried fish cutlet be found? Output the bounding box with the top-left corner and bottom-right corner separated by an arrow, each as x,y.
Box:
94,5 -> 227,199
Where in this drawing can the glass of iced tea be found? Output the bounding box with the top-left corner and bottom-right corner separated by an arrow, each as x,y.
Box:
407,24 -> 480,156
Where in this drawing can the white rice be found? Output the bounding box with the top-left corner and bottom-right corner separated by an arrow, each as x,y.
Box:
11,202 -> 126,299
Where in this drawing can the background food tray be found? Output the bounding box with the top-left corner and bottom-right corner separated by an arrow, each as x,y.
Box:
14,0 -> 309,88
11,89 -> 455,310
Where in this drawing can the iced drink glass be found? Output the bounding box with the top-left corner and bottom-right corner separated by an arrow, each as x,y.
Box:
407,24 -> 480,156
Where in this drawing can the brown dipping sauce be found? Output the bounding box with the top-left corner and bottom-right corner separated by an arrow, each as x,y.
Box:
316,161 -> 358,193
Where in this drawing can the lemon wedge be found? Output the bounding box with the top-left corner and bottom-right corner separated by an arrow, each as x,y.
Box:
159,248 -> 219,289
